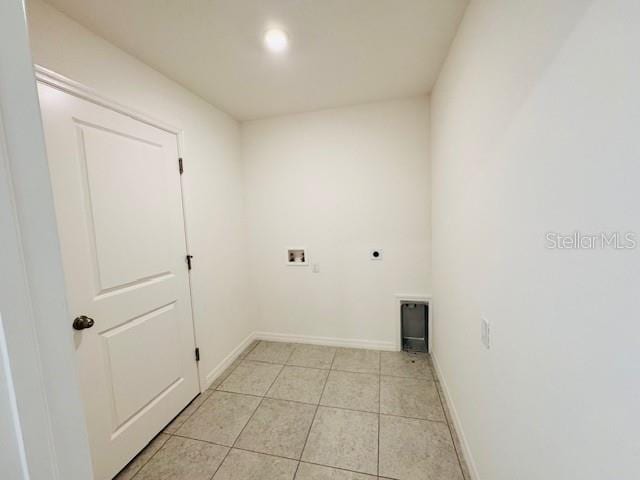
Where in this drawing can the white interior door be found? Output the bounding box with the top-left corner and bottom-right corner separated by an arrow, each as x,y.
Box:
37,81 -> 200,480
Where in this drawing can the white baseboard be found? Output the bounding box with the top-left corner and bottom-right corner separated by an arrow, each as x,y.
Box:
431,352 -> 480,480
253,331 -> 397,351
203,331 -> 257,389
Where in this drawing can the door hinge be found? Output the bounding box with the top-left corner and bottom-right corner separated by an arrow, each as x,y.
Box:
178,157 -> 184,175
186,254 -> 193,270
195,347 -> 200,362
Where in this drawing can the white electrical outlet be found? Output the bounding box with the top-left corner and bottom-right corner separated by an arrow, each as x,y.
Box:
481,317 -> 491,349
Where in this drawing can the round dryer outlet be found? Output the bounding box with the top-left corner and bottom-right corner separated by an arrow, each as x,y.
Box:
370,249 -> 383,260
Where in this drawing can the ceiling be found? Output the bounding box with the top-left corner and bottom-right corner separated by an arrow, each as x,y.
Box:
43,0 -> 468,120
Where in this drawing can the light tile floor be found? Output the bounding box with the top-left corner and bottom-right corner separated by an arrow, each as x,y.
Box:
115,341 -> 470,480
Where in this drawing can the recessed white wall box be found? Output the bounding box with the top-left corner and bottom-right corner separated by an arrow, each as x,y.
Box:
370,249 -> 383,260
287,247 -> 308,266
395,294 -> 432,352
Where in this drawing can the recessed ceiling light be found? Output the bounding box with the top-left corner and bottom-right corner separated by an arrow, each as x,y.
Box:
264,28 -> 289,53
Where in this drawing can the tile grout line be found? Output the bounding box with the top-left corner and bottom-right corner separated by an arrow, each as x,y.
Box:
204,340 -> 263,480
125,431 -> 170,480
292,345 -> 337,479
168,433 -> 382,479
209,341 -> 261,394
126,342 -> 260,480
213,368 -> 446,422
206,442 -> 232,480
233,351 -> 434,378
210,340 -> 259,390
129,342 -> 261,480
217,367 -> 439,395
208,340 -> 284,480
205,340 -> 261,480
177,349 -> 246,426
171,401 -> 447,438
209,341 -> 262,480
129,346 -> 440,480
431,359 -> 468,480
284,345 -> 337,371
212,342 -> 290,478
276,344 -> 303,476
230,344 -> 286,447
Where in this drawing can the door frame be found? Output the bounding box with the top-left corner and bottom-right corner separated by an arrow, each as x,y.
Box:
0,2 -> 93,478
35,66 -> 184,137
1,5 -> 201,478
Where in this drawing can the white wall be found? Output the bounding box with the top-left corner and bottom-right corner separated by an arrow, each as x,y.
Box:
242,98 -> 431,348
430,1 -> 640,479
26,0 -> 253,388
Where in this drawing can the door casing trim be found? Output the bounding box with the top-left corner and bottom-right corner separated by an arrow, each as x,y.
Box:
35,66 -> 180,134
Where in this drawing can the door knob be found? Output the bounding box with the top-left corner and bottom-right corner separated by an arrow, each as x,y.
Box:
72,315 -> 95,330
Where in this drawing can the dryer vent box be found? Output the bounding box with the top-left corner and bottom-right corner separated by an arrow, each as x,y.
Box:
401,301 -> 429,352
